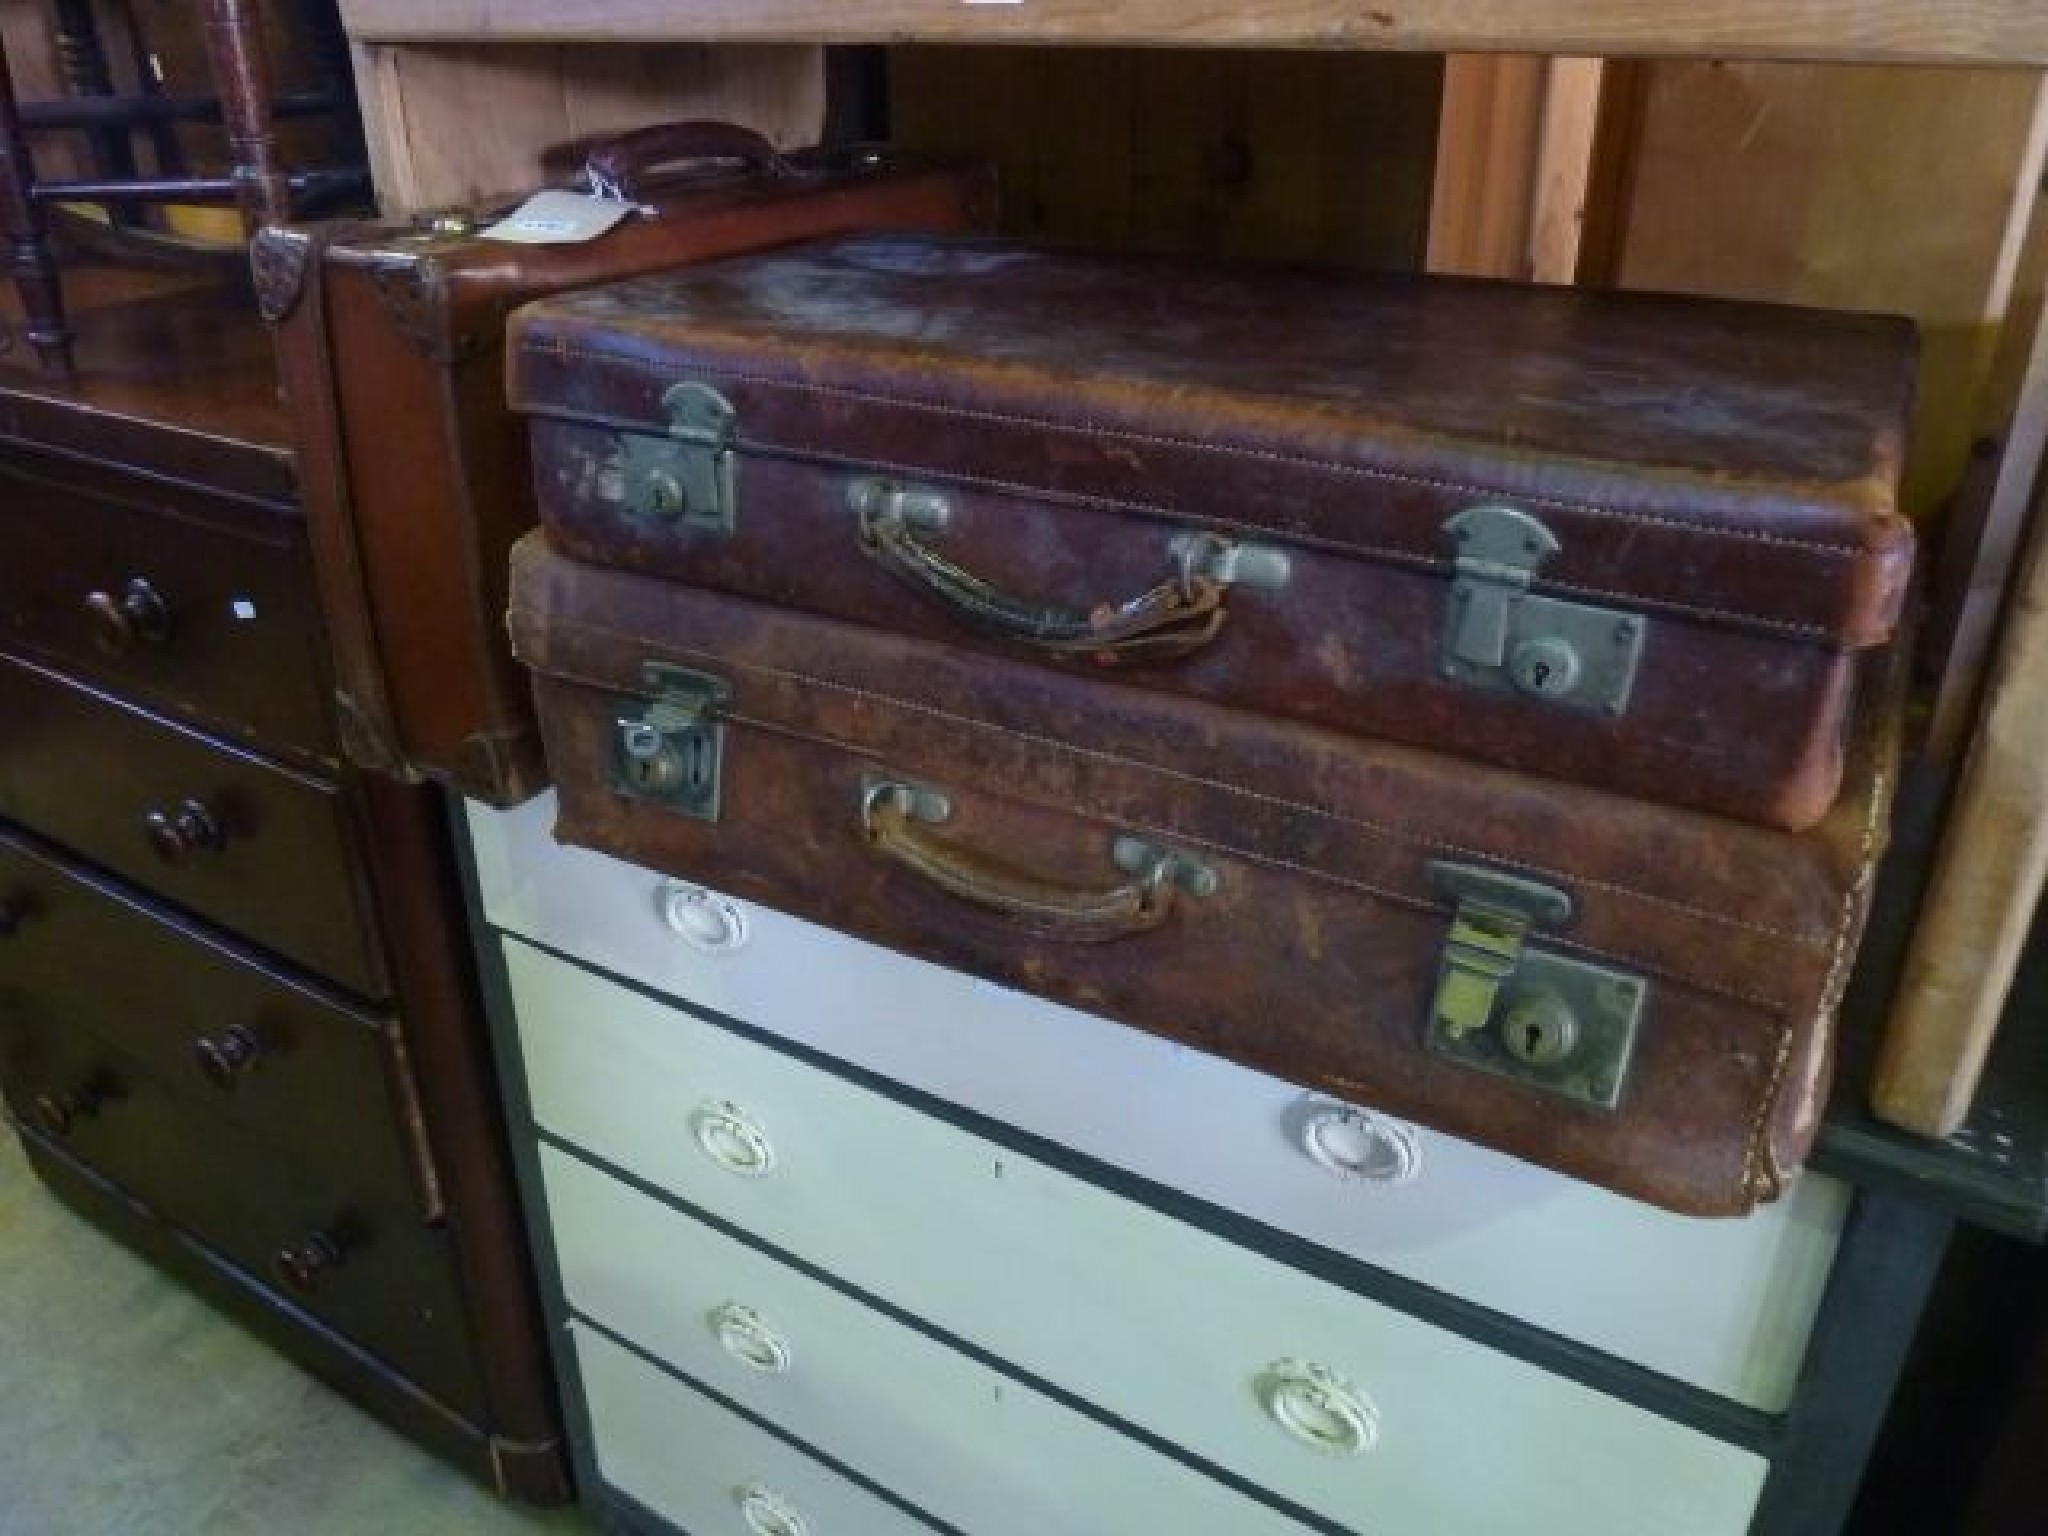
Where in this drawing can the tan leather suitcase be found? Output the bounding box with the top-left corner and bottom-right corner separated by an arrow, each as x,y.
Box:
507,233 -> 1915,829
505,532 -> 1906,1217
256,126 -> 994,804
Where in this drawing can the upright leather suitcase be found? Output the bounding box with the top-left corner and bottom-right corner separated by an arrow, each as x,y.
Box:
505,532 -> 1904,1217
508,233 -> 1915,830
256,128 -> 994,805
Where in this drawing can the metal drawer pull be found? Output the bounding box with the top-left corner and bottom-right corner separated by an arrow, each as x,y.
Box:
1297,1104 -> 1423,1186
693,1100 -> 777,1178
861,775 -> 1216,942
31,1075 -> 117,1138
144,798 -> 226,865
657,879 -> 750,955
737,1484 -> 810,1536
273,1228 -> 349,1296
1258,1359 -> 1380,1456
193,1024 -> 266,1090
710,1302 -> 794,1375
83,577 -> 172,655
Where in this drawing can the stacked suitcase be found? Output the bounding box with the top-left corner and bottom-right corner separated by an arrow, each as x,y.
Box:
501,232 -> 1918,1218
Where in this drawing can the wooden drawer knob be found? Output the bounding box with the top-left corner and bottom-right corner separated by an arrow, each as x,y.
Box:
144,798 -> 225,865
84,578 -> 172,655
273,1230 -> 348,1295
193,1025 -> 264,1090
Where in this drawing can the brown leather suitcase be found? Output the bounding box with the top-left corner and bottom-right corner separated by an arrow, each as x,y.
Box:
255,127 -> 995,805
505,531 -> 1904,1217
508,233 -> 1916,830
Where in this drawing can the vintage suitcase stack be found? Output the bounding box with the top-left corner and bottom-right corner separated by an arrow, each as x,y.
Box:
255,123 -> 994,804
501,233 -> 1918,1217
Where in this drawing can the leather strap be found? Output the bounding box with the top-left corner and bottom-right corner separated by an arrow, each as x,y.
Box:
260,225 -> 419,780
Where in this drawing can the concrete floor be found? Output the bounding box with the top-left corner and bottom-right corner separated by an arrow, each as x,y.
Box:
0,1127 -> 592,1536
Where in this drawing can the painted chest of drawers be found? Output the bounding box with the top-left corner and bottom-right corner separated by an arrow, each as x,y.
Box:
0,286 -> 563,1498
467,789 -> 1907,1536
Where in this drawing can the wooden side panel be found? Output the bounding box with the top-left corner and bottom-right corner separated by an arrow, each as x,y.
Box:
1614,60 -> 2048,520
888,47 -> 1440,272
350,39 -> 825,214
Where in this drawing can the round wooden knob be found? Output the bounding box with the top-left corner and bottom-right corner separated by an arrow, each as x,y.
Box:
193,1025 -> 264,1089
144,799 -> 224,865
84,578 -> 172,655
273,1231 -> 347,1295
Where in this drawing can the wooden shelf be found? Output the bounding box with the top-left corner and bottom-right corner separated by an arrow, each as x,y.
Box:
336,1 -> 2048,68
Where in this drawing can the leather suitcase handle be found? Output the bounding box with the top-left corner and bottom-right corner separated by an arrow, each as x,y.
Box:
861,779 -> 1214,942
584,120 -> 787,199
856,485 -> 1228,663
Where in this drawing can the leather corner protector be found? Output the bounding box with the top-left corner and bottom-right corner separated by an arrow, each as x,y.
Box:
250,229 -> 314,325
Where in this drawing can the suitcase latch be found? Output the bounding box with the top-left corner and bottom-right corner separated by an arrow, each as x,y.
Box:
1440,505 -> 1644,717
1425,860 -> 1645,1111
611,663 -> 731,819
619,381 -> 738,535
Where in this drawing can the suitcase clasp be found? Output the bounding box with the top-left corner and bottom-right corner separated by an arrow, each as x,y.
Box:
1425,860 -> 1645,1111
619,381 -> 738,535
1440,505 -> 1644,717
611,663 -> 732,819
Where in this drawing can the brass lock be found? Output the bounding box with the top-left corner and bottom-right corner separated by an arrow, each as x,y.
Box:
610,664 -> 732,820
1424,861 -> 1644,1110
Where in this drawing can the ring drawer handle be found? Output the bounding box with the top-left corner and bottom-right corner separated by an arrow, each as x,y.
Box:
84,577 -> 172,655
737,1484 -> 811,1536
860,776 -> 1215,942
710,1302 -> 794,1375
1299,1104 -> 1424,1185
193,1025 -> 266,1090
693,1100 -> 777,1177
1258,1359 -> 1380,1456
852,477 -> 1236,664
658,880 -> 750,954
144,798 -> 225,865
274,1229 -> 349,1296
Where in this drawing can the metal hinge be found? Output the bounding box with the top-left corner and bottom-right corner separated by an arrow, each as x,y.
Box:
619,381 -> 739,534
610,663 -> 731,819
1425,860 -> 1646,1111
1439,505 -> 1645,716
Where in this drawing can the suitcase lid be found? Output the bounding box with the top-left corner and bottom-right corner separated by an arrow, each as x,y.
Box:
507,233 -> 1917,650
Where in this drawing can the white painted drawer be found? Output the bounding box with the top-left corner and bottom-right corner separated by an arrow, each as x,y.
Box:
472,793 -> 1843,1411
507,938 -> 1765,1536
549,1146 -> 1321,1536
572,1321 -> 938,1536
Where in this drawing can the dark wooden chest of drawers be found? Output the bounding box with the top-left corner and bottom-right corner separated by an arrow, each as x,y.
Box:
0,277 -> 565,1500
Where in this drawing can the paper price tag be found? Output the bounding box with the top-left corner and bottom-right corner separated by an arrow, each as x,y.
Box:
479,189 -> 634,246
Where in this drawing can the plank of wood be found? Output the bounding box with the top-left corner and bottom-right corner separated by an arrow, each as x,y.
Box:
346,40 -> 823,214
1923,118 -> 2048,762
332,1 -> 2048,67
1874,479 -> 2048,1136
1526,57 -> 1604,283
1614,60 -> 2048,521
1426,55 -> 1547,279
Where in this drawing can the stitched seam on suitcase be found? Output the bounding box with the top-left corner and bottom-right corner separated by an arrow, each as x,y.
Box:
1741,768 -> 1886,1199
721,683 -> 1816,944
523,616 -> 1832,953
516,344 -> 1881,561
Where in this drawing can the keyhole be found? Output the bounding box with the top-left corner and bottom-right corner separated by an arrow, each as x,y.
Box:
1530,660 -> 1552,689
